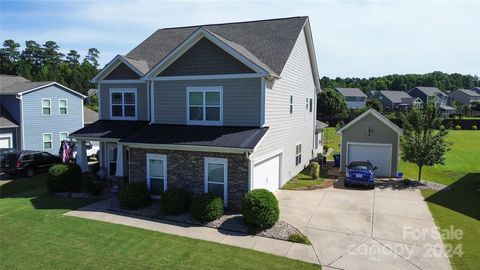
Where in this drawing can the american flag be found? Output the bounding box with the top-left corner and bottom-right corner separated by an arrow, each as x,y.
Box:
61,141 -> 73,163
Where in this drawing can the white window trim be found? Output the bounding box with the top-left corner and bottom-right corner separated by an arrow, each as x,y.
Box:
289,94 -> 294,114
58,99 -> 68,115
42,98 -> 51,115
204,157 -> 228,207
295,142 -> 302,166
109,88 -> 138,120
305,98 -> 309,110
43,133 -> 53,150
59,132 -> 68,143
186,86 -> 223,126
146,153 -> 168,198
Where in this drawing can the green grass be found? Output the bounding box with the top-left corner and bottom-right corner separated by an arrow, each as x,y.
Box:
399,131 -> 480,185
421,173 -> 480,270
282,167 -> 326,190
323,127 -> 340,160
0,175 -> 318,270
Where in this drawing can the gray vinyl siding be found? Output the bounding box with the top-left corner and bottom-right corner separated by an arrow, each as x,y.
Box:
104,63 -> 141,80
99,83 -> 148,121
153,78 -> 261,126
340,113 -> 399,177
0,95 -> 21,123
371,92 -> 394,109
21,85 -> 84,154
159,38 -> 254,76
250,28 -> 316,186
0,127 -> 18,149
448,90 -> 480,105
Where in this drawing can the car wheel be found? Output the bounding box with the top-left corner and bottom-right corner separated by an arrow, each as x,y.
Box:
25,168 -> 34,177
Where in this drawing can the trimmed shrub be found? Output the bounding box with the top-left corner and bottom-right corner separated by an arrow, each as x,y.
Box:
440,125 -> 445,130
323,144 -> 329,154
47,163 -> 82,193
310,162 -> 320,180
161,188 -> 191,215
454,125 -> 462,130
241,189 -> 279,229
472,125 -> 478,130
118,182 -> 151,209
288,232 -> 311,245
85,180 -> 105,196
191,193 -> 224,221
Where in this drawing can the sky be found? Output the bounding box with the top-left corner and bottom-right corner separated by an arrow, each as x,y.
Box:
0,0 -> 479,78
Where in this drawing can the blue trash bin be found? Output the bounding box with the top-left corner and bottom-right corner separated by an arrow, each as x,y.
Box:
333,154 -> 340,167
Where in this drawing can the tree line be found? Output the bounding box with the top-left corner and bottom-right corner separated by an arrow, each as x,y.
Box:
320,71 -> 479,93
0,39 -> 99,96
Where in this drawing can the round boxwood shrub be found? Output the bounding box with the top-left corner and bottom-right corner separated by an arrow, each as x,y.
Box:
47,163 -> 82,192
241,189 -> 279,229
310,162 -> 320,180
454,125 -> 462,130
118,182 -> 151,209
191,193 -> 224,221
472,125 -> 478,130
161,188 -> 191,215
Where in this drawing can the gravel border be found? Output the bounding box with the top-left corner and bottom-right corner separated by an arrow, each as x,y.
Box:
376,179 -> 447,191
108,197 -> 300,242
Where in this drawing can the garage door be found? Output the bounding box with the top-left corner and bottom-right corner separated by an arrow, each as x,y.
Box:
347,143 -> 392,177
253,154 -> 280,192
0,134 -> 12,148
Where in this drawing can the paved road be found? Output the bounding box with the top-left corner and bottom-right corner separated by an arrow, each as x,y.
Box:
276,180 -> 452,270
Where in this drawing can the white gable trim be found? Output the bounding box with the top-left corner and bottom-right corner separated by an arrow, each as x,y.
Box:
91,55 -> 144,83
16,82 -> 86,98
143,28 -> 270,79
337,109 -> 403,135
303,19 -> 321,93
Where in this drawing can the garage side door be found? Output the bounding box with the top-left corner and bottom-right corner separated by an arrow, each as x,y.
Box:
0,134 -> 13,148
253,155 -> 280,192
347,143 -> 392,177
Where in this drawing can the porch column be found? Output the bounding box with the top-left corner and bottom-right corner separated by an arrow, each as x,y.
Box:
76,140 -> 89,172
115,144 -> 124,177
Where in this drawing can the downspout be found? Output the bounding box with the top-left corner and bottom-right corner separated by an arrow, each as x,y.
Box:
15,94 -> 24,150
245,150 -> 254,191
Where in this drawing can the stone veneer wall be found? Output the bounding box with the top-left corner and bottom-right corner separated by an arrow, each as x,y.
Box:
129,148 -> 249,210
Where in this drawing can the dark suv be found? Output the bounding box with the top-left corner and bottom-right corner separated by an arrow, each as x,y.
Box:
0,151 -> 62,177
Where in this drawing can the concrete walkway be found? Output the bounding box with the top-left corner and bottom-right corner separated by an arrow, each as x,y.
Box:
64,198 -> 319,265
276,180 -> 452,270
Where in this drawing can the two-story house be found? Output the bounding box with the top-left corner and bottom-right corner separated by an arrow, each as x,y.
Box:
448,89 -> 480,106
370,90 -> 423,110
407,86 -> 447,107
0,75 -> 85,153
71,17 -> 320,209
335,88 -> 367,109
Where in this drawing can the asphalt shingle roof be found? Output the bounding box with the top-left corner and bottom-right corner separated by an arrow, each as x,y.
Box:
121,124 -> 269,149
126,16 -> 308,76
379,91 -> 413,103
71,120 -> 150,139
456,89 -> 480,97
335,88 -> 367,97
412,87 -> 446,96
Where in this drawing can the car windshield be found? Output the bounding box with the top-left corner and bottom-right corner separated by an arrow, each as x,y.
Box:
348,162 -> 372,170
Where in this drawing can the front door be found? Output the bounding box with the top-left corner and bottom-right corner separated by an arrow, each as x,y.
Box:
107,144 -> 117,176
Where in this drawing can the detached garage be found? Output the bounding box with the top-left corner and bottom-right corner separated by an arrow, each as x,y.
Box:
338,109 -> 402,177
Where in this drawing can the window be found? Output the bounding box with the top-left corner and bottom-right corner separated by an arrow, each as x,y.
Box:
295,143 -> 302,165
147,154 -> 167,197
290,95 -> 294,114
110,89 -> 136,119
309,98 -> 313,112
187,87 -> 223,125
43,133 -> 52,150
306,98 -> 309,109
42,99 -> 51,115
204,157 -> 227,206
59,99 -> 68,115
59,132 -> 68,142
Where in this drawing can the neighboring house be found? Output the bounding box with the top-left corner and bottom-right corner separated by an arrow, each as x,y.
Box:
439,105 -> 457,118
0,74 -> 85,153
85,88 -> 98,105
447,89 -> 480,106
370,90 -> 423,110
71,17 -> 320,209
337,109 -> 403,177
367,90 -> 378,98
83,106 -> 98,125
472,87 -> 480,95
315,120 -> 328,152
335,88 -> 367,109
407,86 -> 447,107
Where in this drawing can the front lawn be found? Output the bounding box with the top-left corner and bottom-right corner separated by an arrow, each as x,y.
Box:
399,130 -> 480,185
282,167 -> 325,190
0,175 -> 318,270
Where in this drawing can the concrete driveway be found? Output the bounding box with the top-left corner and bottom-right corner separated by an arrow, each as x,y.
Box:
276,181 -> 452,270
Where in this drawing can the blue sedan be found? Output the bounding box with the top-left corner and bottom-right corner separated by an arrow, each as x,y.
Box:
344,161 -> 377,189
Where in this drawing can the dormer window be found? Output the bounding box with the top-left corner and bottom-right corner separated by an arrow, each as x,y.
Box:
110,88 -> 137,120
187,86 -> 223,125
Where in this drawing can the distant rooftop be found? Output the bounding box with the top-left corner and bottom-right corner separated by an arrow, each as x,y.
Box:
335,87 -> 367,97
